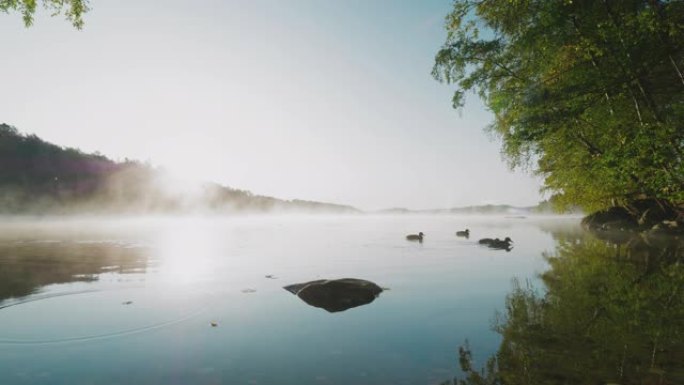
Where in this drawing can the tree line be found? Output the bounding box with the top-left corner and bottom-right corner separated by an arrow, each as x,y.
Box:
0,124 -> 358,214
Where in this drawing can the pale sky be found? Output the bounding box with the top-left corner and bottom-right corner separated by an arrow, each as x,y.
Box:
0,0 -> 543,210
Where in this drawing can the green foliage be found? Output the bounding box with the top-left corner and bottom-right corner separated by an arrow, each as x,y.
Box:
434,0 -> 684,212
494,236 -> 684,384
0,0 -> 89,28
451,234 -> 684,384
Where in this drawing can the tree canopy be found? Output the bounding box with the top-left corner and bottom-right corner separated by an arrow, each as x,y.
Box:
433,0 -> 684,212
0,0 -> 88,28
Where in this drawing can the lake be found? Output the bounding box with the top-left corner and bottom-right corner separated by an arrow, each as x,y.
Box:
0,215 -> 681,385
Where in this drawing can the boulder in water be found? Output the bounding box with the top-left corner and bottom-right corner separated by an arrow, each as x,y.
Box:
284,278 -> 383,313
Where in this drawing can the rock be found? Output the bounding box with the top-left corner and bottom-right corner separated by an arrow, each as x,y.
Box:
591,229 -> 635,244
581,206 -> 638,231
648,219 -> 683,236
582,199 -> 684,238
583,200 -> 682,235
638,206 -> 677,228
284,278 -> 384,313
602,220 -> 638,231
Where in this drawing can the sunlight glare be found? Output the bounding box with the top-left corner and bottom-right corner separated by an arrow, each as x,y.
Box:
152,218 -> 220,285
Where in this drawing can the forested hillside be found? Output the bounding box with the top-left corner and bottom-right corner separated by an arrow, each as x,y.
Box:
0,124 -> 358,214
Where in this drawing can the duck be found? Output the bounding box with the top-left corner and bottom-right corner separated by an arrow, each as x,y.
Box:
455,229 -> 470,237
406,232 -> 424,242
478,237 -> 513,250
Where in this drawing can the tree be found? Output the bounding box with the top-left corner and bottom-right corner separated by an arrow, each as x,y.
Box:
433,0 -> 684,213
0,0 -> 89,28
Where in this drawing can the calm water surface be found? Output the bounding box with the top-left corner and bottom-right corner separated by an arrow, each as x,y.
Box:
0,215 -> 681,384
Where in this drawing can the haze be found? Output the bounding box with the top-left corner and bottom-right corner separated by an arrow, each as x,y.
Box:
0,0 -> 543,210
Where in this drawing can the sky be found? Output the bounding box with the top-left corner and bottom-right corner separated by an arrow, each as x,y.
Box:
0,0 -> 544,210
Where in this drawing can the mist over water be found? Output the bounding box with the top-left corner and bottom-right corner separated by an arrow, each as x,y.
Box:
0,215 -> 569,384
1,215 -> 681,384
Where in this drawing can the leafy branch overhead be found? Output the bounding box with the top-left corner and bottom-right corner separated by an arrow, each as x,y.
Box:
0,0 -> 89,28
433,0 -> 684,212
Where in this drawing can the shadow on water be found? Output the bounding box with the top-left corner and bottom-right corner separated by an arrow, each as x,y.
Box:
0,240 -> 148,304
443,231 -> 684,385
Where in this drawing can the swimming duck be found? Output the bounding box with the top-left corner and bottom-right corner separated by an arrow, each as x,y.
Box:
478,237 -> 513,250
406,232 -> 424,242
456,229 -> 470,237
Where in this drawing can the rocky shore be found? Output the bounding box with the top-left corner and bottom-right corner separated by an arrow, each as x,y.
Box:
581,199 -> 683,236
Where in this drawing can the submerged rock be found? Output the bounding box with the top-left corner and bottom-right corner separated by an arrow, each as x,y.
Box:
591,229 -> 635,245
284,278 -> 383,313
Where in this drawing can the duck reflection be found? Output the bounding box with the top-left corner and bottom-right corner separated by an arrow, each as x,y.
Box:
445,233 -> 684,385
284,278 -> 384,313
0,241 -> 148,304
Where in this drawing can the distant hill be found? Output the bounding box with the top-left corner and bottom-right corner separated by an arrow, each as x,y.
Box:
0,124 -> 359,214
376,202 -> 580,215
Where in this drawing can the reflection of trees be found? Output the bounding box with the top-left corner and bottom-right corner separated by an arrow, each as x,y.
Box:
447,234 -> 684,385
0,242 -> 148,303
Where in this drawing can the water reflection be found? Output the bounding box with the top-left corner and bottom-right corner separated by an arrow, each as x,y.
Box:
0,240 -> 148,304
449,233 -> 684,385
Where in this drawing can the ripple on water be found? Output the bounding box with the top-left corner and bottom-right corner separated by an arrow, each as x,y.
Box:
0,286 -> 212,345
